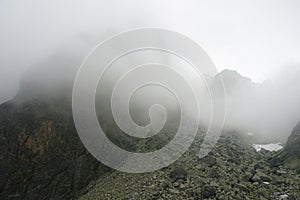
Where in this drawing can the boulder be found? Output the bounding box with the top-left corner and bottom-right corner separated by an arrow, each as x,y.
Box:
202,185 -> 217,198
169,167 -> 187,181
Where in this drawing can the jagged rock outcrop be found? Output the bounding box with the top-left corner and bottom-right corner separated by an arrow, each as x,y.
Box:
275,121 -> 300,170
285,121 -> 300,158
0,99 -> 110,200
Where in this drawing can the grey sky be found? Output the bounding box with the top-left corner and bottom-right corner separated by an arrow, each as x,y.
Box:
0,0 -> 300,104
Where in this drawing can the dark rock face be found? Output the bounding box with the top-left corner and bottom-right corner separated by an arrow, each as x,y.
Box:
274,121 -> 300,169
284,121 -> 300,157
0,99 -> 110,200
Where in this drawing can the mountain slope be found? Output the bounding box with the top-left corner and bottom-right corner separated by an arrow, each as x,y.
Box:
272,121 -> 300,170
80,131 -> 300,199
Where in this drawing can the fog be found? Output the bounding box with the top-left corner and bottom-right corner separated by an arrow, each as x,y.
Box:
1,0 -> 300,143
8,32 -> 300,143
217,68 -> 300,142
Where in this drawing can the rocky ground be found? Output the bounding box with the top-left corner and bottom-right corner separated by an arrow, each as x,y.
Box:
80,131 -> 300,200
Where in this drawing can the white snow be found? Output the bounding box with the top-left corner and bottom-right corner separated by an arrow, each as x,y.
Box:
253,143 -> 283,152
280,194 -> 288,199
247,132 -> 253,136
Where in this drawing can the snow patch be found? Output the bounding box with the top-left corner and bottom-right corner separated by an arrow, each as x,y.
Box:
280,194 -> 288,199
253,143 -> 283,152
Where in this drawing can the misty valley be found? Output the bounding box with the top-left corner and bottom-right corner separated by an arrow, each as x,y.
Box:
0,44 -> 300,199
1,1 -> 300,199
